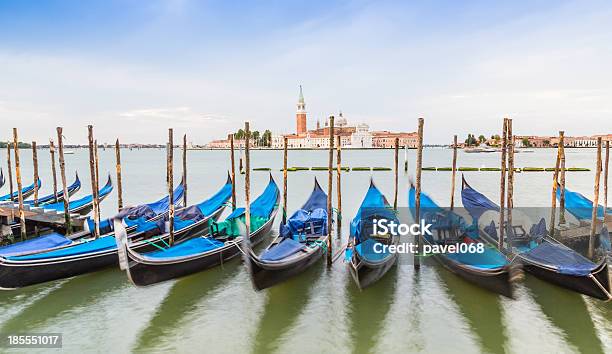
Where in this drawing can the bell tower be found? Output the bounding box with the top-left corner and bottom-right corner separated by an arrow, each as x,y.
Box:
296,85 -> 307,134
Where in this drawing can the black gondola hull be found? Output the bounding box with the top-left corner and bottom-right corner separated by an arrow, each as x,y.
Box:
432,252 -> 516,298
248,240 -> 325,291
521,257 -> 611,300
125,215 -> 274,286
349,253 -> 397,290
0,208 -> 224,289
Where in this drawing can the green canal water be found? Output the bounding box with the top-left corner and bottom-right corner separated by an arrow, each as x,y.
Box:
1,148 -> 610,353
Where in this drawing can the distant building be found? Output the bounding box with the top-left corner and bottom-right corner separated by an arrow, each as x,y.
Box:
206,85 -> 418,149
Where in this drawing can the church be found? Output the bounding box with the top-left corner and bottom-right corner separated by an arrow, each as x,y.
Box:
271,86 -> 417,149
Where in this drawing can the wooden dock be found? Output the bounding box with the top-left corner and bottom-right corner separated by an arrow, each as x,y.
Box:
0,202 -> 86,233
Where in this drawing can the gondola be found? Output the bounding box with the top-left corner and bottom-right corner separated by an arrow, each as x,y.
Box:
0,176 -> 232,289
346,180 -> 399,289
0,181 -> 186,258
0,168 -> 4,189
408,183 -> 517,298
246,178 -> 329,290
41,175 -> 113,215
556,185 -> 612,221
117,174 -> 279,286
24,172 -> 81,205
0,178 -> 41,201
462,176 -> 611,301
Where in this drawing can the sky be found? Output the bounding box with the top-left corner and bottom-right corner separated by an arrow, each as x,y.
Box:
0,0 -> 611,144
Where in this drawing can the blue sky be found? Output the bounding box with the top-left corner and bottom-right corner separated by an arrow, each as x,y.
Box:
1,0 -> 611,144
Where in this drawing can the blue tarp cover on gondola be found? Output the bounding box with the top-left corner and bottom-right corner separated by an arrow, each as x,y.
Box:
522,241 -> 596,276
461,183 -> 500,221
409,185 -> 509,269
280,179 -> 328,239
350,182 -> 397,244
557,186 -> 612,220
129,179 -> 232,234
44,176 -> 113,212
225,178 -> 279,220
0,233 -> 72,257
146,237 -> 224,258
0,179 -> 41,201
261,238 -> 305,261
8,236 -> 117,261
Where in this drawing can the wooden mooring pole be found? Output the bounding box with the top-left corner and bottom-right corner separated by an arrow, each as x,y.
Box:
506,119 -> 515,249
404,144 -> 408,172
115,139 -> 123,211
244,122 -> 252,251
550,131 -> 563,236
57,127 -> 72,234
394,137 -> 399,210
604,141 -> 609,221
182,134 -> 187,207
499,118 -> 508,250
450,135 -> 458,210
559,133 -> 567,224
414,118 -> 424,270
588,137 -> 603,259
32,141 -> 39,206
327,115 -> 335,266
168,129 -> 175,246
50,139 -> 58,203
336,135 -> 342,238
6,142 -> 13,200
230,134 -> 237,211
94,140 -> 101,228
12,129 -> 27,239
87,126 -> 100,238
282,137 -> 288,224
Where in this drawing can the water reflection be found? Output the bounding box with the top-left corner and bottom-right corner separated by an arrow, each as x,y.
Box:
252,260 -> 324,354
133,261 -> 242,352
347,265 -> 397,354
525,276 -> 605,354
435,264 -> 507,354
0,269 -> 125,333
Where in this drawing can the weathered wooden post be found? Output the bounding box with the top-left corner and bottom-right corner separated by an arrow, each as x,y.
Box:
498,118 -> 508,250
244,122 -> 252,251
229,134 -> 237,211
12,129 -> 26,239
604,141 -> 609,221
450,135 -> 458,210
336,135 -> 342,238
32,141 -> 39,206
414,118 -> 424,269
394,137 -> 399,210
327,115 -> 335,266
50,139 -> 58,203
506,119 -> 515,248
94,140 -> 101,227
87,126 -> 100,238
282,137 -> 288,224
550,131 -> 563,236
6,142 -> 13,200
559,133 -> 567,224
588,137 -> 603,259
182,134 -> 188,207
57,127 -> 72,234
404,144 -> 408,172
168,129 -> 175,245
115,139 -> 123,211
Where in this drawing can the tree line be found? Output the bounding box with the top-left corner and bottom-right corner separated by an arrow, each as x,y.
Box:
233,129 -> 273,147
